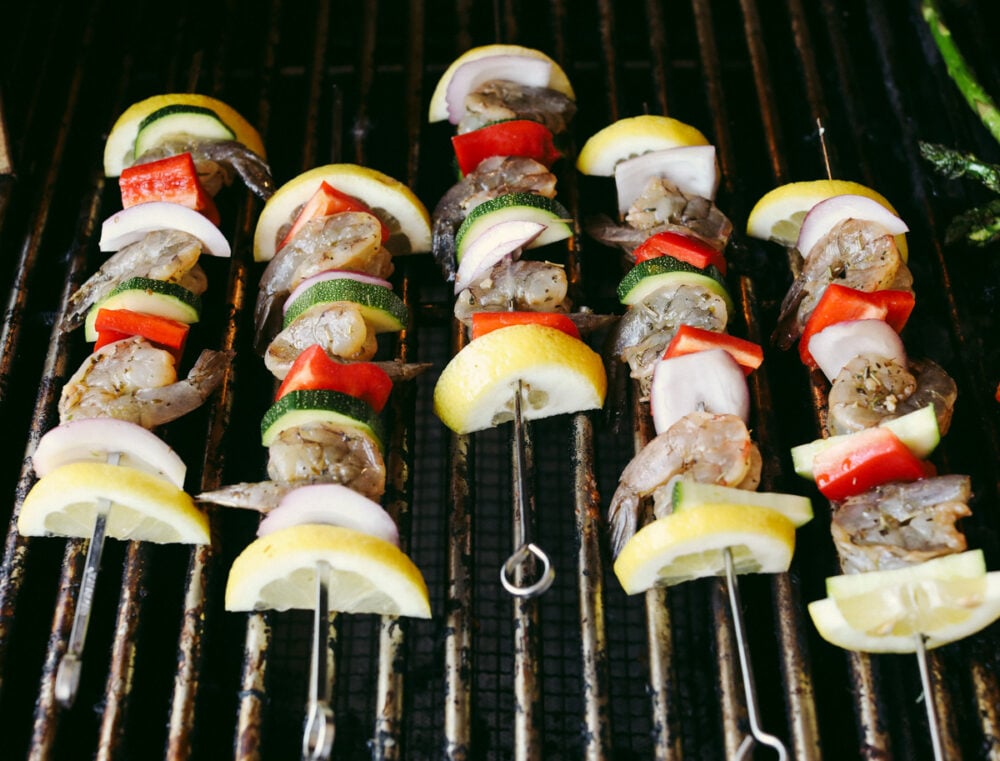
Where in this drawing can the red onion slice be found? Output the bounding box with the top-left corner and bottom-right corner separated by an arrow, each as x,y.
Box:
445,55 -> 552,123
614,145 -> 719,214
257,483 -> 399,546
796,194 -> 908,259
100,201 -> 231,257
453,220 -> 546,293
649,348 -> 750,433
808,318 -> 907,381
283,269 -> 393,315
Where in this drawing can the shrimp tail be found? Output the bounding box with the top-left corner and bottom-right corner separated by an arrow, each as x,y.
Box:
607,484 -> 640,558
135,348 -> 234,428
197,479 -> 291,512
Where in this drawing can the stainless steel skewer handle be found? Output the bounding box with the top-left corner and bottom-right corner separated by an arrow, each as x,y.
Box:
724,548 -> 789,761
55,450 -> 122,709
500,379 -> 555,598
303,559 -> 335,761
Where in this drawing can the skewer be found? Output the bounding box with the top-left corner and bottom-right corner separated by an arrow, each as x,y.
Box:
813,118 -> 944,756
724,548 -> 789,760
302,559 -> 335,761
54,450 -> 121,708
500,379 -> 555,598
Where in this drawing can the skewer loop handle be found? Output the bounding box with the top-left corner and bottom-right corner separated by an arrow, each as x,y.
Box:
500,542 -> 554,598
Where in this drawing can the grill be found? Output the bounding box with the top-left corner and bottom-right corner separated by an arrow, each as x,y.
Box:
2,0 -> 1000,759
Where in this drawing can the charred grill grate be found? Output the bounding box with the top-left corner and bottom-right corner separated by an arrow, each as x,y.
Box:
1,0 -> 1000,759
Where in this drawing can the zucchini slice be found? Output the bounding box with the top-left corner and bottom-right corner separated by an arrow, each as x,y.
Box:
260,389 -> 384,449
282,278 -> 407,333
455,192 -> 571,260
84,277 -> 201,342
134,105 -> 235,158
617,255 -> 731,311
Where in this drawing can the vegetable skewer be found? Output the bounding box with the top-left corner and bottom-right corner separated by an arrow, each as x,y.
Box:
19,93 -> 266,710
747,124 -> 1000,760
429,44 -> 606,598
205,163 -> 433,758
580,114 -> 809,758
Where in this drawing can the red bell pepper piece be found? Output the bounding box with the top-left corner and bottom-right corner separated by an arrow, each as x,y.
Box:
798,284 -> 915,367
277,181 -> 392,251
93,308 -> 190,363
662,324 -> 763,374
275,344 -> 393,413
470,311 -> 580,341
632,230 -> 727,275
451,120 -> 561,176
812,426 -> 928,501
119,153 -> 220,226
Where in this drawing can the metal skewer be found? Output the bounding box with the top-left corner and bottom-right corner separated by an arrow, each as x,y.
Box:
724,548 -> 789,760
915,633 -> 945,761
500,379 -> 555,598
302,559 -> 335,760
55,450 -> 121,708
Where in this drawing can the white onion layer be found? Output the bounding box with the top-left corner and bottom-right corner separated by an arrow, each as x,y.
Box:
808,318 -> 907,382
649,348 -> 750,434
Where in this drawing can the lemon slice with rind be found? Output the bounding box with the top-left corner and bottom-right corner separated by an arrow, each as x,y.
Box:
809,571 -> 1000,653
254,164 -> 431,260
746,179 -> 908,259
225,524 -> 431,618
428,44 -> 575,123
613,504 -> 796,594
576,115 -> 711,176
433,323 -> 607,434
104,93 -> 266,177
18,461 -> 209,544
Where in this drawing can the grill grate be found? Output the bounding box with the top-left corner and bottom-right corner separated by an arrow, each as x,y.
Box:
1,0 -> 1000,759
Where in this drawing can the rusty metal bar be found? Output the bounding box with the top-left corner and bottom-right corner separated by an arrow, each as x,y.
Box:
572,412 -> 612,761
443,332 -> 473,761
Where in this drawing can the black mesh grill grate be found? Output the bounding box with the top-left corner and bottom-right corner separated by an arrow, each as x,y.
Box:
1,1 -> 1000,759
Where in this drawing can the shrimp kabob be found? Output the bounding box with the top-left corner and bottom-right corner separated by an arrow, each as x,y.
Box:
746,178 -> 1000,755
198,163 -> 433,758
578,115 -> 815,757
427,44 -> 609,597
17,94 -> 271,707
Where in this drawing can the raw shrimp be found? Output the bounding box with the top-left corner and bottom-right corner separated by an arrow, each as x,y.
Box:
134,137 -> 275,200
623,177 -> 734,249
831,475 -> 971,573
267,421 -> 386,499
453,259 -> 570,322
264,302 -> 379,378
826,355 -> 957,436
254,211 -> 386,351
607,411 -> 762,556
458,80 -> 576,136
58,335 -> 232,428
773,219 -> 913,350
432,155 -> 557,281
62,230 -> 202,331
610,283 -> 729,397
197,421 -> 387,507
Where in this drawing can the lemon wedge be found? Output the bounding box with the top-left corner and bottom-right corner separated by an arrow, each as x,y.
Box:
809,572 -> 1000,653
225,524 -> 431,618
428,44 -> 575,123
612,504 -> 796,594
432,323 -> 607,434
254,163 -> 431,260
103,93 -> 266,177
745,179 -> 908,259
576,115 -> 711,176
18,461 -> 209,544
808,550 -> 1000,653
